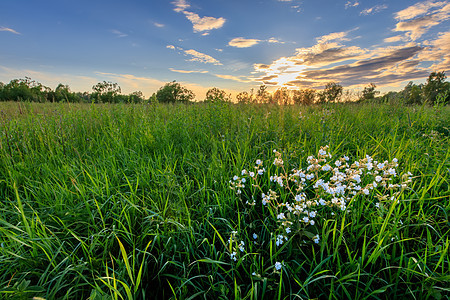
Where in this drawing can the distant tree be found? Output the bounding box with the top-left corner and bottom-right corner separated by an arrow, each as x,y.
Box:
92,81 -> 122,103
323,82 -> 343,103
128,91 -> 145,103
273,87 -> 290,105
423,71 -> 448,104
156,81 -> 195,103
1,77 -> 50,102
401,82 -> 423,105
236,91 -> 252,104
256,85 -> 271,104
205,87 -> 230,102
293,88 -> 316,105
360,83 -> 380,102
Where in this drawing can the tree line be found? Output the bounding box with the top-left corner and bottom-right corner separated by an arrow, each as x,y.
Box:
0,72 -> 448,105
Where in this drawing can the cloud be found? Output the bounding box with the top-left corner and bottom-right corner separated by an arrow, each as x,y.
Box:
345,1 -> 359,9
214,74 -> 252,83
111,29 -> 127,38
384,35 -> 407,43
229,37 -> 262,48
182,11 -> 226,33
316,31 -> 351,44
395,0 -> 447,20
166,45 -> 176,50
153,22 -> 165,28
169,68 -> 208,74
360,4 -> 388,15
172,0 -> 226,34
0,26 -> 20,35
392,2 -> 450,40
419,31 -> 450,70
184,49 -> 222,65
172,0 -> 190,13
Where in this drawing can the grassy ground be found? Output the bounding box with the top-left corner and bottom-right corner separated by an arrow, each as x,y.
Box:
0,101 -> 449,299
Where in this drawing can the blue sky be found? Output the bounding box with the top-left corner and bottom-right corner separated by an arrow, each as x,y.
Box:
1,0 -> 449,99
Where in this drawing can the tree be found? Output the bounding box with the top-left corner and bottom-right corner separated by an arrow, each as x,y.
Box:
205,87 -> 230,102
401,82 -> 423,105
323,82 -> 343,103
128,91 -> 145,103
360,83 -> 379,102
156,81 -> 195,103
255,85 -> 271,104
92,81 -> 122,103
293,88 -> 316,105
236,91 -> 252,104
273,87 -> 290,105
423,71 -> 448,104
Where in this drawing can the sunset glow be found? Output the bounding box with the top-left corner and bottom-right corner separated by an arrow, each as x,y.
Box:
1,0 -> 449,98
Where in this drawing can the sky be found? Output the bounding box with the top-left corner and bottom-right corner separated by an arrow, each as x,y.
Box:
0,0 -> 449,99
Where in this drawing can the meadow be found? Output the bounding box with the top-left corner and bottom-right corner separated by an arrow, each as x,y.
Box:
0,101 -> 449,299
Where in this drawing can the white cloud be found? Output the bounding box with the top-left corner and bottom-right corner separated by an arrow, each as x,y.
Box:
395,0 -> 447,20
172,0 -> 190,13
267,37 -> 285,44
316,31 -> 351,44
360,4 -> 388,15
111,29 -> 127,38
182,11 -> 226,33
153,22 -> 165,28
345,1 -> 359,9
184,49 -> 222,65
169,68 -> 208,74
384,35 -> 407,43
229,37 -> 262,48
214,74 -> 252,83
166,45 -> 176,50
0,26 -> 20,35
172,0 -> 226,34
392,1 -> 450,41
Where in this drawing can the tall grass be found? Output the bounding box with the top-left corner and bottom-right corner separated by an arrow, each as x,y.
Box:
0,101 -> 448,299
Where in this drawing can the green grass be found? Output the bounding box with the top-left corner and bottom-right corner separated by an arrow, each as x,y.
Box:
0,101 -> 449,299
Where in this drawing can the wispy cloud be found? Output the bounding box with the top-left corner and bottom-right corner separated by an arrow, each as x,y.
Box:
214,74 -> 252,83
172,0 -> 226,35
345,1 -> 359,9
251,21 -> 439,90
166,45 -> 176,50
153,22 -> 165,28
395,0 -> 447,20
229,37 -> 262,48
182,11 -> 226,34
392,1 -> 450,41
360,4 -> 388,16
169,68 -> 208,74
384,35 -> 407,43
228,37 -> 285,48
184,49 -> 222,65
172,0 -> 190,13
316,31 -> 352,44
111,29 -> 127,38
0,26 -> 20,35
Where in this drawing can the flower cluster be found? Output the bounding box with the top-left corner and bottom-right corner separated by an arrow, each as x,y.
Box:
228,146 -> 413,263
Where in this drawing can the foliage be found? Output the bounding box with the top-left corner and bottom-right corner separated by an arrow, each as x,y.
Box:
423,71 -> 449,104
0,101 -> 448,299
293,88 -> 316,105
360,83 -> 379,102
320,82 -> 343,103
155,81 -> 195,103
205,87 -> 231,103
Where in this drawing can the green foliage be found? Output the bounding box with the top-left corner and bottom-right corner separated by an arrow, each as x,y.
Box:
360,83 -> 379,102
205,87 -> 231,103
423,71 -> 448,104
156,81 -> 195,103
321,82 -> 343,103
0,102 -> 448,299
293,88 -> 316,105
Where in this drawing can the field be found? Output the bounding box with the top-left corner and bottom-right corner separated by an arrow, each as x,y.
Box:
0,101 -> 449,299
